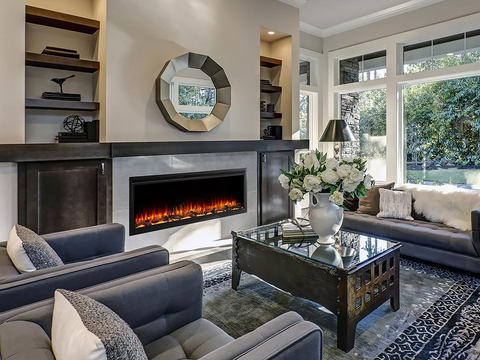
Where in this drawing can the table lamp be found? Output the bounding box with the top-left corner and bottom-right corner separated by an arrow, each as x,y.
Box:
319,119 -> 356,159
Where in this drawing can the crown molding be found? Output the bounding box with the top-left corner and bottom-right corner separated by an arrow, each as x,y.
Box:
300,21 -> 324,37
278,0 -> 308,9
298,0 -> 445,39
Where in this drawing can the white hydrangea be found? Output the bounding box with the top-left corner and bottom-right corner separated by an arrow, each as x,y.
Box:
343,178 -> 360,193
289,188 -> 304,202
303,175 -> 323,193
363,174 -> 373,189
278,174 -> 290,189
329,191 -> 344,206
321,169 -> 340,185
349,168 -> 364,183
325,158 -> 338,169
337,164 -> 352,179
302,151 -> 320,171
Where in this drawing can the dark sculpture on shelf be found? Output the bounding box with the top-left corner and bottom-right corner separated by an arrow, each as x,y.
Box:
51,74 -> 75,93
42,74 -> 81,101
63,115 -> 85,133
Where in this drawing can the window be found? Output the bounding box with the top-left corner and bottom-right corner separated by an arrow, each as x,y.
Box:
300,60 -> 311,85
339,50 -> 386,85
299,93 -> 310,140
404,75 -> 480,188
403,29 -> 480,74
341,89 -> 387,181
171,77 -> 216,120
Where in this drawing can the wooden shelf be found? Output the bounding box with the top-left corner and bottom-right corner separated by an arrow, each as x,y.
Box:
261,112 -> 282,119
260,56 -> 282,68
26,52 -> 100,73
261,84 -> 282,94
26,5 -> 99,34
26,98 -> 100,111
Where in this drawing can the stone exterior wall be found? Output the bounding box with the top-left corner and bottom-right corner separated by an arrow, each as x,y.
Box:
340,92 -> 360,158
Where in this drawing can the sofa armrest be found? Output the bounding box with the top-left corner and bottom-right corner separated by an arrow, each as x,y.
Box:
200,312 -> 323,360
0,245 -> 169,313
472,207 -> 480,255
42,223 -> 125,263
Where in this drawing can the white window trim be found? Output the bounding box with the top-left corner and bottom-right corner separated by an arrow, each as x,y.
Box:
171,76 -> 215,116
298,48 -> 323,149
327,12 -> 480,184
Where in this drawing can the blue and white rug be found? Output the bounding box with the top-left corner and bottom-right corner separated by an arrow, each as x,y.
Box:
202,259 -> 480,359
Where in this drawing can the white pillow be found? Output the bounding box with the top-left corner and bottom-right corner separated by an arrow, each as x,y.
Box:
6,225 -> 63,273
377,189 -> 413,220
52,289 -> 148,360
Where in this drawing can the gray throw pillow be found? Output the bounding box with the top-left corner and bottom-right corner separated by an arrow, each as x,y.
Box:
7,224 -> 63,273
52,289 -> 148,360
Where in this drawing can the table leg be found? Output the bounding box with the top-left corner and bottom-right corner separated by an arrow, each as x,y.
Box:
232,266 -> 242,290
337,314 -> 357,353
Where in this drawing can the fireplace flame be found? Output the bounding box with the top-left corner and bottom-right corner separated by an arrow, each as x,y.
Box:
134,197 -> 243,228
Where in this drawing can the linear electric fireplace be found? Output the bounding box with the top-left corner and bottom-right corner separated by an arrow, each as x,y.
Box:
130,169 -> 247,235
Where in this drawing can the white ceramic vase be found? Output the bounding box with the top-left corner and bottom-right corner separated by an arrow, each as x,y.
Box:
309,192 -> 344,245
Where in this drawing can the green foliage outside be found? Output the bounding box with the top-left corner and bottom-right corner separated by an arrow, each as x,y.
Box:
355,52 -> 480,186
178,85 -> 215,107
299,94 -> 309,140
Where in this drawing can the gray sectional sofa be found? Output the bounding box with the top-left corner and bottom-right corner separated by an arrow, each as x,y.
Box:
0,261 -> 323,360
342,206 -> 480,273
0,223 -> 170,312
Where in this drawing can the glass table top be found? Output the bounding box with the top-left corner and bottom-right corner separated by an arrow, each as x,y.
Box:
235,221 -> 400,271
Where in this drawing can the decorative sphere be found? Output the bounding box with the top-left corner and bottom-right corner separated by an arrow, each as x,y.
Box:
63,115 -> 85,133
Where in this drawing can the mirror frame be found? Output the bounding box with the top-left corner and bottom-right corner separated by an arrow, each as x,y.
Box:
155,52 -> 231,132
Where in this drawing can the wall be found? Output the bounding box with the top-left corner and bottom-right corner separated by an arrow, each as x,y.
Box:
104,0 -> 299,142
300,31 -> 323,53
323,0 -> 480,52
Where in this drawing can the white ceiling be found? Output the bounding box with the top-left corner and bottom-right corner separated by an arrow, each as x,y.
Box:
279,0 -> 445,37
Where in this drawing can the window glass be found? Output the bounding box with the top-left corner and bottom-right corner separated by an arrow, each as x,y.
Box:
340,89 -> 387,181
299,93 -> 309,140
404,76 -> 480,189
300,60 -> 311,85
339,51 -> 386,85
466,30 -> 480,64
432,34 -> 464,69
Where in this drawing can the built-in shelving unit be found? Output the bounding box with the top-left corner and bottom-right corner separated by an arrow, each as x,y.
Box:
26,98 -> 100,111
24,5 -> 102,143
25,5 -> 99,34
260,56 -> 282,68
260,84 -> 282,94
260,112 -> 282,119
26,52 -> 100,73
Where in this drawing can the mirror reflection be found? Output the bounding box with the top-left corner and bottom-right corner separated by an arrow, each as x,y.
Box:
170,68 -> 216,120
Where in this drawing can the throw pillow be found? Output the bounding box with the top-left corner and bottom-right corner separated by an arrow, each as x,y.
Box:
357,182 -> 395,215
6,224 -> 63,273
52,289 -> 148,360
377,189 -> 414,220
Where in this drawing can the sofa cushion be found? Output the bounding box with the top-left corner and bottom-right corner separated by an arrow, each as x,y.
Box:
52,289 -> 147,360
7,225 -> 63,273
0,321 -> 55,360
357,182 -> 395,215
343,212 -> 478,257
144,318 -> 233,360
0,246 -> 20,279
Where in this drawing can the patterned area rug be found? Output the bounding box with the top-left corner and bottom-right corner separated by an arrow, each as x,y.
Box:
202,259 -> 480,359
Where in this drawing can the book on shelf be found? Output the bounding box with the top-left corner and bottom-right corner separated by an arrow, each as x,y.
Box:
44,46 -> 77,54
42,49 -> 80,59
42,92 -> 81,101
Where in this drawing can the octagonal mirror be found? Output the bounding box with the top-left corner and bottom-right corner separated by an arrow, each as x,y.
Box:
156,52 -> 231,132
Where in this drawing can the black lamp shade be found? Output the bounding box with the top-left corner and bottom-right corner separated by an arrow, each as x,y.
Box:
319,119 -> 356,142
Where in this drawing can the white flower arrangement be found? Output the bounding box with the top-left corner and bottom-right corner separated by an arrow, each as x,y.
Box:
278,150 -> 373,206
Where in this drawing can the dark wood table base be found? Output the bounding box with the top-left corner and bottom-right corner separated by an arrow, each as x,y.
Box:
232,231 -> 401,353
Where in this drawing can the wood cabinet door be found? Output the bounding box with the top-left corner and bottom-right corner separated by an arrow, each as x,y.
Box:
18,159 -> 112,234
259,151 -> 293,225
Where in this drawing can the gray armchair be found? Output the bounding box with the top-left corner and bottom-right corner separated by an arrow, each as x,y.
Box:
0,223 -> 169,312
0,261 -> 323,360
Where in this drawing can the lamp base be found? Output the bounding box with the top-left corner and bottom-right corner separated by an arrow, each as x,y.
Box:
334,143 -> 340,160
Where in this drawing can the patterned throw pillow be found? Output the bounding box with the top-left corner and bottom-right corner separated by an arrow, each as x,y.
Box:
377,189 -> 414,220
52,289 -> 148,360
6,224 -> 63,273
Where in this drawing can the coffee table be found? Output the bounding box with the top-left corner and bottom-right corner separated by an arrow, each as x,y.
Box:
231,222 -> 401,352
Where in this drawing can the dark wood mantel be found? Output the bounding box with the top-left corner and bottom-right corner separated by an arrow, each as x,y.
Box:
0,140 -> 309,163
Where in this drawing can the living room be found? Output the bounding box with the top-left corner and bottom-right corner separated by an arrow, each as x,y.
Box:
1,0 -> 480,359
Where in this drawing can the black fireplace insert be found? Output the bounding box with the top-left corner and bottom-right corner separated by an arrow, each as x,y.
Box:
130,169 -> 246,235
